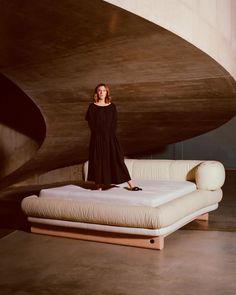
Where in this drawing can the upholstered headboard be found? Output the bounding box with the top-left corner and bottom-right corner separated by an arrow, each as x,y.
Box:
83,159 -> 225,190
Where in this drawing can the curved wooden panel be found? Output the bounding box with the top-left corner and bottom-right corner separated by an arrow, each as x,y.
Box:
0,73 -> 46,179
0,0 -> 235,188
0,73 -> 46,143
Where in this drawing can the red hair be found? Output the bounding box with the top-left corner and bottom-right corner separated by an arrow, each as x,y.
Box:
93,83 -> 112,103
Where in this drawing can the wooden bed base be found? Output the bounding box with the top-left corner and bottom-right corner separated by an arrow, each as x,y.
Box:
30,213 -> 208,250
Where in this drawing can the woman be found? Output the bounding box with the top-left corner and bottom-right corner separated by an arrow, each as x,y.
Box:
85,83 -> 142,191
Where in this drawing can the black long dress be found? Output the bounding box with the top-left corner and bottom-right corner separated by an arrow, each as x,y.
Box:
85,102 -> 131,185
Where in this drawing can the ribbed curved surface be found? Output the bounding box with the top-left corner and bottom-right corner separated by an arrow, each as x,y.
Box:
0,73 -> 46,179
0,73 -> 46,144
0,0 -> 235,188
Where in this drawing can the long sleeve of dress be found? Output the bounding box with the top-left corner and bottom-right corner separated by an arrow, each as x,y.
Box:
85,103 -> 97,133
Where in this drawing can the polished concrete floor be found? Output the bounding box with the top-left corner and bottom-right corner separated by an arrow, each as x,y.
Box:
0,171 -> 236,295
0,230 -> 235,295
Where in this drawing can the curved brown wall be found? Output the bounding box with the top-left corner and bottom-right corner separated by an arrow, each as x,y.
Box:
0,74 -> 46,180
0,0 -> 236,188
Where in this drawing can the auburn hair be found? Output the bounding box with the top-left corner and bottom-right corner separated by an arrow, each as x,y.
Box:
93,83 -> 112,103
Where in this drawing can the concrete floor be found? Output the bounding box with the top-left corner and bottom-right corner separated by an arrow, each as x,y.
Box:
0,172 -> 236,295
0,230 -> 235,295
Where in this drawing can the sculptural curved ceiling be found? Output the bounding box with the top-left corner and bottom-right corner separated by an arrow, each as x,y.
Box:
0,0 -> 236,188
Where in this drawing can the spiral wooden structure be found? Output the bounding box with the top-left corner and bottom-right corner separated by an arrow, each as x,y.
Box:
0,0 -> 236,189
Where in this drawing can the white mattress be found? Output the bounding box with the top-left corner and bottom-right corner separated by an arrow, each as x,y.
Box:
39,180 -> 196,207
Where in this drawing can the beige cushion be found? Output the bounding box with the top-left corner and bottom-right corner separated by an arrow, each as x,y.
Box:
21,189 -> 222,229
195,161 -> 225,190
124,159 -> 201,181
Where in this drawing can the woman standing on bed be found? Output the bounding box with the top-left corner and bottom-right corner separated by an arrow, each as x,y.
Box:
85,83 -> 142,191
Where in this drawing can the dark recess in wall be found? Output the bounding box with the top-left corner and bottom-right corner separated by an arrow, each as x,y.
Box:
0,73 -> 46,145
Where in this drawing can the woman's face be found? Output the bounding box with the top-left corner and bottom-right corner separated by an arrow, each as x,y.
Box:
97,86 -> 107,100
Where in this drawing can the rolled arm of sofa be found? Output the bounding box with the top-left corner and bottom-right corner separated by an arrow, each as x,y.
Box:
195,161 -> 225,190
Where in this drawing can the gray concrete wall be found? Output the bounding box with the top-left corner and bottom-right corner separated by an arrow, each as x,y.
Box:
146,117 -> 236,169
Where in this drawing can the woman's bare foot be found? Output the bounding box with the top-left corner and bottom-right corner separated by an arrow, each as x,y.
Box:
96,184 -> 102,191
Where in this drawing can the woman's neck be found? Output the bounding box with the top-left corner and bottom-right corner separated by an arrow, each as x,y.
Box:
96,99 -> 109,106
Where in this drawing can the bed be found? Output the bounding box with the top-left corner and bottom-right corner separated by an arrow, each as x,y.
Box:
21,159 -> 225,250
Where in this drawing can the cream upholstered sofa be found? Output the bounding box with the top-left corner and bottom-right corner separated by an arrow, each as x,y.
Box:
21,159 -> 225,250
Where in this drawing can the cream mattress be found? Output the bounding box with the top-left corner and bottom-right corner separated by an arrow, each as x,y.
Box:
39,180 -> 196,207
28,203 -> 218,236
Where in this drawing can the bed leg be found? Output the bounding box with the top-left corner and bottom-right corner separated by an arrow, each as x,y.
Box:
150,236 -> 164,250
196,213 -> 209,221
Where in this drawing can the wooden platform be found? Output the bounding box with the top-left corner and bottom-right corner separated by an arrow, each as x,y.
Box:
30,213 -> 209,250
